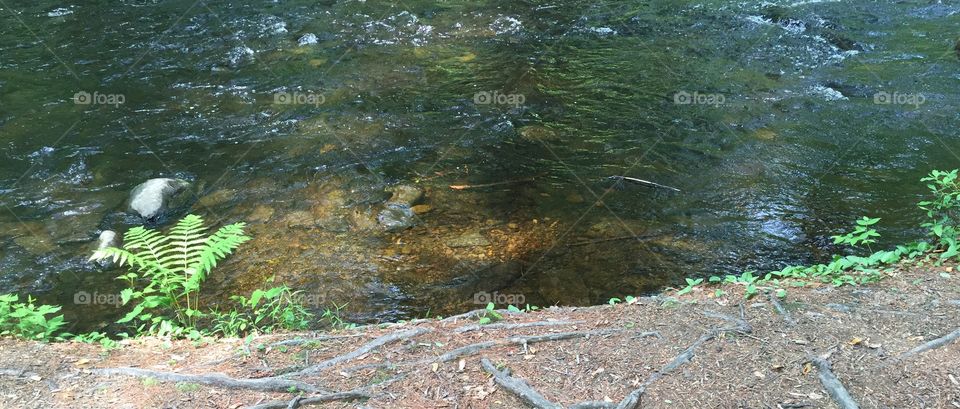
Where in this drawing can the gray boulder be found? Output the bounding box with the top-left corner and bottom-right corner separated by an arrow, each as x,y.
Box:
97,230 -> 119,250
127,178 -> 192,220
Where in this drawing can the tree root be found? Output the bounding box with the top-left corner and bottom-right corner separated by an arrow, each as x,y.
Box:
453,320 -> 584,334
768,292 -> 796,326
480,358 -> 563,409
268,334 -> 364,347
809,356 -> 860,409
288,327 -> 432,376
91,327 -> 431,396
478,308 -> 753,409
89,367 -> 323,393
436,329 -> 620,363
245,390 -> 371,409
894,327 -> 960,361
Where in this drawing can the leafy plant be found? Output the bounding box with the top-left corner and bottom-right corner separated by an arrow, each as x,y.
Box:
919,169 -> 960,260
0,294 -> 66,341
70,331 -> 121,350
676,278 -> 704,295
320,301 -> 355,330
90,214 -> 250,336
832,216 -> 881,250
210,283 -> 313,337
477,302 -> 502,325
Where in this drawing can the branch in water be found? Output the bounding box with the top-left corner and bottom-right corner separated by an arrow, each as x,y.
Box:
607,176 -> 681,192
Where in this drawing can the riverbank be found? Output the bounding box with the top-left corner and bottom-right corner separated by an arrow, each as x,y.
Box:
1,261 -> 957,408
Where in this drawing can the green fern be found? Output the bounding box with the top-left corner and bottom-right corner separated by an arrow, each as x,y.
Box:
90,214 -> 250,333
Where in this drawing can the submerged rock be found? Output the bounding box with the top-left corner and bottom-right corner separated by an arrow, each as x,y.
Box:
446,231 -> 490,248
387,185 -> 423,207
378,205 -> 416,232
377,185 -> 424,231
297,33 -> 319,46
126,178 -> 192,220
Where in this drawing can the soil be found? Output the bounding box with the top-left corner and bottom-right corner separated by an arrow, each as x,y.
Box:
1,262 -> 958,409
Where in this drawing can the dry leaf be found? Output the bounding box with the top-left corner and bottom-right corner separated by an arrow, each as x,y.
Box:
802,362 -> 812,375
848,337 -> 863,346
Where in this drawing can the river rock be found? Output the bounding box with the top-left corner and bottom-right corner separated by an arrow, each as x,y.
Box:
386,185 -> 423,207
446,231 -> 490,248
378,204 -> 415,232
97,230 -> 119,249
297,33 -> 318,46
126,178 -> 192,220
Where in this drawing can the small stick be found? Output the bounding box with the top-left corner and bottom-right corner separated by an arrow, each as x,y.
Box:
449,176 -> 537,190
607,175 -> 680,192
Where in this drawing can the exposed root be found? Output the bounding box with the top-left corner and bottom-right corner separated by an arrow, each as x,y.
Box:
0,368 -> 40,378
894,327 -> 960,361
630,331 -> 662,340
268,334 -> 364,347
436,329 -> 620,362
245,390 -> 371,409
476,309 -> 753,409
90,367 -> 323,393
480,358 -> 563,409
768,292 -> 796,326
809,356 -> 860,409
288,327 -> 431,376
452,320 -> 584,334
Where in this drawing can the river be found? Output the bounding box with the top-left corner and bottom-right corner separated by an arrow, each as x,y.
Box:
1,0 -> 958,328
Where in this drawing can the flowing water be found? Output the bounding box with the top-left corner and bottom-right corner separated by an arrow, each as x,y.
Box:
1,0 -> 959,328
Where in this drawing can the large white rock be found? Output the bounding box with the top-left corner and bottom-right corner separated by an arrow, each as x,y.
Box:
126,178 -> 192,219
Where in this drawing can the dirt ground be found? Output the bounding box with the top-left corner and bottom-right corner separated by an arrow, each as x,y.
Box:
1,262 -> 958,409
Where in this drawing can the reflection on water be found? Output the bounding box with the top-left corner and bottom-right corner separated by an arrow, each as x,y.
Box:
0,0 -> 958,326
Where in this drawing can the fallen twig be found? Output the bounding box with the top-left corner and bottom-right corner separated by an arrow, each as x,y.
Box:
565,234 -> 662,247
607,175 -> 680,192
449,177 -> 537,190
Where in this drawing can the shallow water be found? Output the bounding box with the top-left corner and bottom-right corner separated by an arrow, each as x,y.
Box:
1,0 -> 958,327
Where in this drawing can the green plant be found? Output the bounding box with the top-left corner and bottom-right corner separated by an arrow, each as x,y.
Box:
320,301 -> 355,330
0,294 -> 66,341
90,214 -> 250,337
70,331 -> 121,350
676,278 -> 704,296
477,302 -> 502,325
920,169 -> 960,260
832,216 -> 881,250
210,283 -> 313,337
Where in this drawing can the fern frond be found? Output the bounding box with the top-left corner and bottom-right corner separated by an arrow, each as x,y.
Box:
90,247 -> 165,277
186,222 -> 250,288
